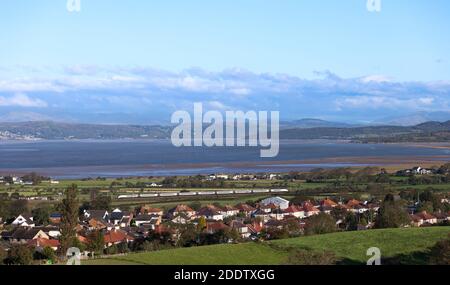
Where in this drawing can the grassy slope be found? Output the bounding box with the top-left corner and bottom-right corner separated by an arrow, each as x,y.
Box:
84,227 -> 450,265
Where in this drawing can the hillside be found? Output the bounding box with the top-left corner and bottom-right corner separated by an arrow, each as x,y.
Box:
83,227 -> 450,265
1,120 -> 450,141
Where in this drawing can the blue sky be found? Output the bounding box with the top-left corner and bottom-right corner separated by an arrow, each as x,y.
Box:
0,0 -> 450,124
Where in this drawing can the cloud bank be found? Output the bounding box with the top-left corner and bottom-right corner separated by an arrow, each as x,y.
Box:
0,66 -> 449,124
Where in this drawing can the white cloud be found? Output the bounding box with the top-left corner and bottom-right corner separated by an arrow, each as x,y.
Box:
0,93 -> 48,108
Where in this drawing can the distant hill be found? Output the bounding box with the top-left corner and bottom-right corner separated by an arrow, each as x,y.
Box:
374,111 -> 450,126
0,121 -> 171,140
280,118 -> 357,129
1,120 -> 450,142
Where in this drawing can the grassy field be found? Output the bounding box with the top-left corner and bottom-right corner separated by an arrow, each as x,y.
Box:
83,227 -> 450,265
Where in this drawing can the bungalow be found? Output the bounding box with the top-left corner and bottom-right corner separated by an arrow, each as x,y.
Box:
416,211 -> 438,225
28,238 -> 60,251
197,205 -> 224,221
229,220 -> 251,239
168,205 -> 196,218
235,203 -> 256,216
252,209 -> 271,222
103,229 -> 135,248
433,212 -> 450,223
220,205 -> 239,218
134,214 -> 161,227
260,197 -> 290,210
270,209 -> 285,221
139,206 -> 164,217
247,221 -> 264,236
205,221 -> 229,234
11,214 -> 35,227
83,210 -> 109,221
283,205 -> 305,219
2,227 -> 49,244
34,226 -> 61,239
302,201 -> 320,217
88,218 -> 111,231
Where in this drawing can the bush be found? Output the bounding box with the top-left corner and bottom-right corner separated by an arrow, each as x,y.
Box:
305,213 -> 337,235
284,249 -> 338,265
6,245 -> 34,265
429,237 -> 450,265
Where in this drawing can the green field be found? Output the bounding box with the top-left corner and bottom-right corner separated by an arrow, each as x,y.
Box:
83,227 -> 450,265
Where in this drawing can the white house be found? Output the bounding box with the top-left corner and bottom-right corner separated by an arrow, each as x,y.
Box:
260,197 -> 290,210
12,215 -> 35,227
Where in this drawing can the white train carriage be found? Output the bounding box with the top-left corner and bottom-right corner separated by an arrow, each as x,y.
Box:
179,192 -> 197,196
270,189 -> 289,193
140,193 -> 159,198
215,190 -> 235,195
197,191 -> 216,196
234,189 -> 253,194
159,192 -> 179,197
252,189 -> 270,193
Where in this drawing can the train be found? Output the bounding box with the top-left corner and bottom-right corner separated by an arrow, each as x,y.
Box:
117,189 -> 288,199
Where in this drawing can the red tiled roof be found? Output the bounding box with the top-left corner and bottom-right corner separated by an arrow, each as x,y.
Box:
172,204 -> 194,213
320,198 -> 338,207
283,205 -> 304,213
416,211 -> 436,220
28,238 -> 60,248
104,230 -> 134,244
346,199 -> 361,207
235,203 -> 256,212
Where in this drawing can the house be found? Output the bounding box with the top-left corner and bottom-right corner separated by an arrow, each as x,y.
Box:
88,218 -> 110,230
168,205 -> 196,218
197,205 -> 224,221
2,227 -> 49,244
235,203 -> 256,216
134,214 -> 161,227
28,238 -> 60,251
34,226 -> 61,239
171,215 -> 190,224
270,209 -> 285,221
139,205 -> 164,216
104,229 -> 135,247
302,201 -> 320,217
252,209 -> 271,222
205,222 -> 229,234
219,205 -> 239,218
109,209 -> 134,227
283,205 -> 305,218
416,211 -> 438,225
260,197 -> 290,210
83,210 -> 109,221
247,221 -> 264,236
320,198 -> 338,211
49,213 -> 62,224
229,220 -> 251,239
412,167 -> 433,175
433,212 -> 449,223
11,214 -> 35,227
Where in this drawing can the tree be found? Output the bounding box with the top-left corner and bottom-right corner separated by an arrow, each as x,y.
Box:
429,236 -> 450,265
87,230 -> 105,255
197,216 -> 207,231
9,200 -> 29,217
42,246 -> 57,263
32,206 -> 52,226
6,245 -> 33,265
90,194 -> 112,211
416,201 -> 434,213
344,212 -> 359,231
305,213 -> 337,235
374,200 -> 410,229
59,184 -> 79,257
0,247 -> 7,265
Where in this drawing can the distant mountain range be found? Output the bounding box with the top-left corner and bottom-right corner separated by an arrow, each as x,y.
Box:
1,120 -> 450,142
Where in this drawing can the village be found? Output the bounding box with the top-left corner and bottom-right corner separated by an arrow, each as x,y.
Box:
1,181 -> 449,264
